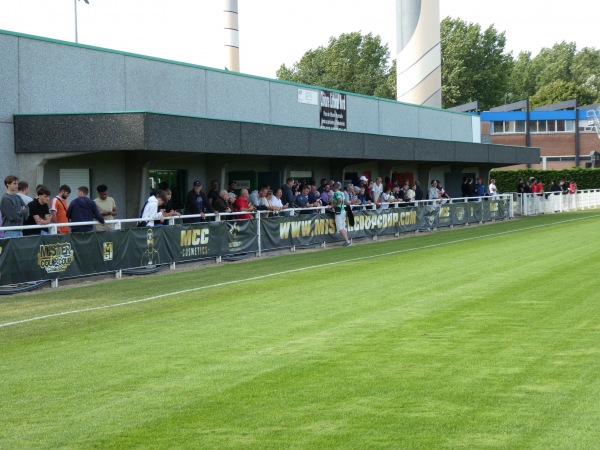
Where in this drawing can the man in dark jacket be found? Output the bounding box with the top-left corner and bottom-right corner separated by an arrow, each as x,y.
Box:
183,180 -> 212,223
66,186 -> 105,232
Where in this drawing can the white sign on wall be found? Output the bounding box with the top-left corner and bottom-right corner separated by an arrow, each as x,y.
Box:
297,89 -> 319,106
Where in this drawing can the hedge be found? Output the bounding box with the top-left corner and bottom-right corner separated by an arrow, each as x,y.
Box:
491,168 -> 600,193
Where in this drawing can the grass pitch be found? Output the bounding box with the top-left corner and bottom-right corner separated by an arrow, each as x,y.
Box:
2,212 -> 600,449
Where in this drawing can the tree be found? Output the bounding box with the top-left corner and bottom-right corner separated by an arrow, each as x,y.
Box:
529,80 -> 595,109
530,41 -> 576,89
440,17 -> 512,110
276,32 -> 395,99
572,47 -> 600,103
507,51 -> 538,103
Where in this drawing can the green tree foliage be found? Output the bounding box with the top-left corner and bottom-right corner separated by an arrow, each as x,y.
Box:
440,17 -> 512,110
507,43 -> 600,106
572,47 -> 600,103
530,42 -> 576,89
507,51 -> 537,102
276,32 -> 395,99
530,80 -> 595,109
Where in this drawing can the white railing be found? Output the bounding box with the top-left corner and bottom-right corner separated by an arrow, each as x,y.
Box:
0,195 -> 514,236
509,190 -> 600,216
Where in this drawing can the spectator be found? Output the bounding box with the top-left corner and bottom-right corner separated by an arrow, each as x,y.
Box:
358,176 -> 371,204
17,181 -> 34,206
308,184 -> 321,206
23,186 -> 53,236
549,180 -> 562,193
428,180 -> 440,201
437,180 -> 450,200
320,182 -> 332,205
141,190 -> 173,227
158,189 -> 181,220
461,176 -> 471,198
414,180 -> 424,201
488,178 -> 499,197
227,180 -> 237,194
372,177 -> 383,207
569,180 -> 577,194
248,188 -> 260,206
254,186 -> 270,214
293,184 -> 318,214
380,185 -> 392,210
66,186 -> 105,233
94,184 -> 117,231
516,177 -> 525,194
281,177 -> 296,211
212,189 -> 232,215
355,187 -> 367,209
534,178 -> 544,196
271,188 -> 287,212
332,182 -> 351,246
183,180 -> 211,223
1,175 -> 29,238
406,183 -> 416,205
473,177 -> 486,197
0,208 -> 4,238
206,180 -> 220,208
50,185 -> 71,234
347,185 -> 361,207
233,188 -> 255,220
317,178 -> 327,194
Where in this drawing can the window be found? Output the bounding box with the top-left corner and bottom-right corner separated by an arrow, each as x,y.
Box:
515,121 -> 526,132
547,120 -> 556,132
537,121 -> 547,132
493,121 -> 504,133
565,120 -> 575,132
504,121 -> 516,133
529,120 -> 537,132
557,120 -> 565,132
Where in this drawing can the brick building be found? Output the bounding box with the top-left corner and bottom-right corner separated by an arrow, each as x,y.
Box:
480,101 -> 600,170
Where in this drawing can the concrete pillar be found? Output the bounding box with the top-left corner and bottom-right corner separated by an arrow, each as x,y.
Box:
224,0 -> 240,72
396,0 -> 441,108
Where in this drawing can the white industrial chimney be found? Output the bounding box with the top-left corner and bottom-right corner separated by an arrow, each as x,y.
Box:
396,0 -> 441,108
224,0 -> 240,72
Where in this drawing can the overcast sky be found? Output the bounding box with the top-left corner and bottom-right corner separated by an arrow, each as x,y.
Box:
0,0 -> 596,78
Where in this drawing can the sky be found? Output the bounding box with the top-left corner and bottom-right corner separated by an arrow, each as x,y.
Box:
0,0 -> 597,79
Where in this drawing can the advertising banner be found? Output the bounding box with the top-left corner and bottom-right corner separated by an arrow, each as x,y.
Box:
0,203 -> 508,286
320,90 -> 347,130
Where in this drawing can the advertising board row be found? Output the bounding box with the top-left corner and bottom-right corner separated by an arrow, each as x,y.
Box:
0,200 -> 508,285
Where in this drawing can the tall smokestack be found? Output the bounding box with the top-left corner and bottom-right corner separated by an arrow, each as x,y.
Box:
396,0 -> 441,108
224,0 -> 240,72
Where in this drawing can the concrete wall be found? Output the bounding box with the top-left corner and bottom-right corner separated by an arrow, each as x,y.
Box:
0,30 -> 478,168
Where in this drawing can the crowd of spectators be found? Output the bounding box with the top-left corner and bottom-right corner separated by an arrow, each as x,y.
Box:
1,172 -> 584,238
0,175 -> 118,237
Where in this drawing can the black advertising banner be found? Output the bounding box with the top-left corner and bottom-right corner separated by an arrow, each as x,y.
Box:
418,204 -> 440,230
346,208 -> 419,238
225,220 -> 258,254
320,90 -> 347,130
262,214 -> 339,249
170,223 -> 224,262
260,208 -> 420,250
451,203 -> 470,226
0,204 -> 508,286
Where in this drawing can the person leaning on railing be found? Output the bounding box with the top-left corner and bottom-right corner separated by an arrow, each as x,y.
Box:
1,175 -> 29,238
23,186 -> 53,236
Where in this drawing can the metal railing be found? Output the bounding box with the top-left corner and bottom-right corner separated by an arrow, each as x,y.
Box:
508,190 -> 600,216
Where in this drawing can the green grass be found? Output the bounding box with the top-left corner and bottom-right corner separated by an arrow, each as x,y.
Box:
2,212 -> 600,449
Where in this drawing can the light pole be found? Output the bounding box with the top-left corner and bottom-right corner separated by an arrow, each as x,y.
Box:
74,0 -> 89,43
